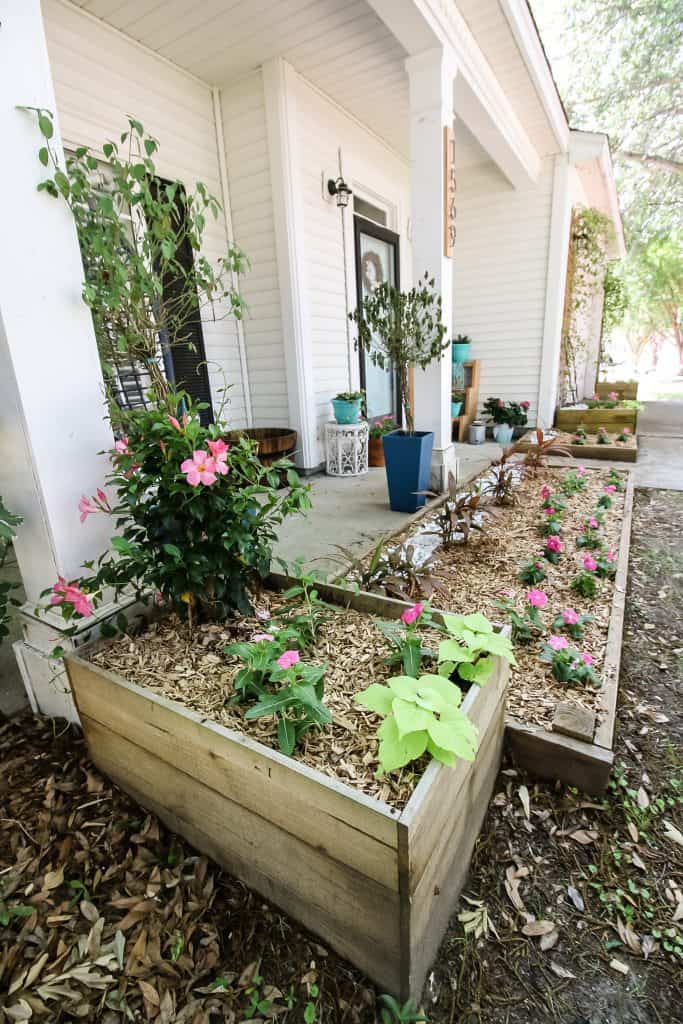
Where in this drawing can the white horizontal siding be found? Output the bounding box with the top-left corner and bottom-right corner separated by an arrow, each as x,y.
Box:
42,0 -> 248,427
220,71 -> 289,429
292,72 -> 411,463
453,157 -> 556,423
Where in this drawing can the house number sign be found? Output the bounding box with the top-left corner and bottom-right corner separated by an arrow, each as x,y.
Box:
443,124 -> 457,258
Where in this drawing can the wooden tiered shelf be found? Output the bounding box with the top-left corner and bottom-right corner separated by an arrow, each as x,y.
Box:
452,359 -> 480,442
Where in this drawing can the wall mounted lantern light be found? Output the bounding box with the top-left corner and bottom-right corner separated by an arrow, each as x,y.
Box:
327,176 -> 352,208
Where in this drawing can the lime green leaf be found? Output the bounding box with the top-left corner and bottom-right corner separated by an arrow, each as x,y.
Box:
427,715 -> 478,760
458,655 -> 495,684
355,683 -> 393,716
392,697 -> 432,739
438,638 -> 474,663
376,716 -> 428,774
426,738 -> 456,766
387,675 -> 421,699
416,673 -> 462,706
461,612 -> 493,634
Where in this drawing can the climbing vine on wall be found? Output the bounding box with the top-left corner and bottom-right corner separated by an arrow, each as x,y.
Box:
560,207 -> 615,404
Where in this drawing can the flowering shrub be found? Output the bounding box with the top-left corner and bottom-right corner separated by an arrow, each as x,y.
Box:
594,551 -> 617,579
540,489 -> 566,513
482,397 -> 529,427
539,507 -> 564,537
616,428 -> 631,443
518,558 -> 546,585
540,639 -> 600,686
42,393 -> 311,629
552,607 -> 593,641
596,427 -> 610,445
244,656 -> 331,756
497,590 -> 546,645
560,468 -> 588,496
598,484 -> 617,509
576,517 -> 604,550
369,416 -> 398,439
376,602 -> 433,678
438,612 -> 517,687
543,534 -> 564,564
571,570 -> 598,598
607,469 -> 626,491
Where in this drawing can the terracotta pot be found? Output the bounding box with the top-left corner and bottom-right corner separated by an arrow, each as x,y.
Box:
368,436 -> 385,466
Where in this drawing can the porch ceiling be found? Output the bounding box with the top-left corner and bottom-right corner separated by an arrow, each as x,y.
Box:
70,0 -> 495,170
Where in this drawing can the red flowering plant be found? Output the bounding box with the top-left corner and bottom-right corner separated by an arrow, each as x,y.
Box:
41,391 -> 311,632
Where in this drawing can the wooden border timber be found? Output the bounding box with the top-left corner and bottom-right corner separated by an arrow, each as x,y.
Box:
514,430 -> 638,464
505,472 -> 635,794
64,584 -> 509,1003
555,407 -> 638,433
596,381 -> 639,401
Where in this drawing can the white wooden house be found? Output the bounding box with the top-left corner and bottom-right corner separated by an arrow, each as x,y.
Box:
0,0 -> 623,712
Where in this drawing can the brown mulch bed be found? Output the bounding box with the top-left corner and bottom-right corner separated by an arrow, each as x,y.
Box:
0,491 -> 681,1023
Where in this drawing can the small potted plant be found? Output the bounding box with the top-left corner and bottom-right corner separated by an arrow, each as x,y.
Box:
331,390 -> 364,424
368,417 -> 398,467
483,397 -> 529,445
451,389 -> 465,418
451,333 -> 471,364
350,272 -> 449,512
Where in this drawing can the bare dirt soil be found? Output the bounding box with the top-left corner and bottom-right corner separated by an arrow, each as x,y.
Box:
1,490 -> 681,1023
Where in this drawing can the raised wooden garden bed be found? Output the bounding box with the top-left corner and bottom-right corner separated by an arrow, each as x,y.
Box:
515,429 -> 638,463
555,406 -> 638,433
64,581 -> 509,1001
596,380 -> 639,401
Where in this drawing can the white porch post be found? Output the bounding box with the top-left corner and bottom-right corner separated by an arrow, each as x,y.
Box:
406,49 -> 457,490
0,1 -> 115,717
537,154 -> 572,428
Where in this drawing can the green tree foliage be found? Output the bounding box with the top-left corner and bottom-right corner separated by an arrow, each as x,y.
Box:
622,234 -> 683,369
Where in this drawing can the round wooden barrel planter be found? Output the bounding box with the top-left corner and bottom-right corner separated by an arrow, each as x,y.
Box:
226,428 -> 297,466
368,436 -> 385,466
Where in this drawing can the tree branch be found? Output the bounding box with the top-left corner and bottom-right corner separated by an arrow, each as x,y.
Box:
621,151 -> 683,175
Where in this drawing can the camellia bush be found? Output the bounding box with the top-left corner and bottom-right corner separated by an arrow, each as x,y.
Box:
43,392 -> 311,631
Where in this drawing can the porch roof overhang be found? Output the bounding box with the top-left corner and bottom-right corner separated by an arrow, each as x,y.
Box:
570,129 -> 626,260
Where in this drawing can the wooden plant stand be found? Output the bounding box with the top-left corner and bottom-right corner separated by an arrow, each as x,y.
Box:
452,359 -> 480,442
64,579 -> 510,1002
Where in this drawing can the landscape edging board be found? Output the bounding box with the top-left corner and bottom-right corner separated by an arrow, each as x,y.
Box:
65,584 -> 509,1002
555,407 -> 638,433
515,431 -> 637,463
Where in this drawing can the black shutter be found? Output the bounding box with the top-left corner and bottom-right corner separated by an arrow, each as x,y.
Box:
154,180 -> 214,426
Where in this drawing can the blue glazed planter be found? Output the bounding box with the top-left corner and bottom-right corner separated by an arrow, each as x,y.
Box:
451,342 -> 471,363
382,430 -> 434,513
451,401 -> 463,417
493,423 -> 514,444
332,398 -> 362,424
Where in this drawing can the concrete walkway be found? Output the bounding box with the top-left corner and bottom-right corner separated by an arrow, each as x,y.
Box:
635,400 -> 683,490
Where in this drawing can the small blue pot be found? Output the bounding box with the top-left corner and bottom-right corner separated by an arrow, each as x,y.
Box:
451,341 -> 471,363
451,401 -> 463,417
493,423 -> 514,444
332,398 -> 362,424
382,430 -> 434,513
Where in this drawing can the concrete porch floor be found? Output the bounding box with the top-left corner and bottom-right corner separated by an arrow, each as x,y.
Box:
274,441 -> 499,576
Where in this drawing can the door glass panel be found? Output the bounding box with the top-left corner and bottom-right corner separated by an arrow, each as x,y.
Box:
358,229 -> 397,420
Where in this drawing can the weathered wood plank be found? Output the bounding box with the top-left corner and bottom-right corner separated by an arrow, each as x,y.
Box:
69,657 -> 399,888
594,471 -> 635,750
515,434 -> 637,463
81,715 -> 403,995
506,718 -> 614,795
596,381 -> 638,401
555,408 -> 638,433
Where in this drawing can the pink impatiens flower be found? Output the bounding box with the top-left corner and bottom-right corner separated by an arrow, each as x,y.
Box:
114,437 -> 130,455
207,438 -> 230,476
622,427 -> 631,436
606,549 -> 616,563
50,577 -> 93,618
180,451 -> 217,486
548,635 -> 569,651
401,602 -> 424,625
540,484 -> 552,501
563,608 -> 579,625
604,485 -> 617,494
527,589 -> 548,608
609,391 -> 618,402
577,465 -> 586,475
545,535 -> 563,553
252,633 -> 275,643
277,650 -> 300,669
583,555 -> 598,571
588,517 -> 599,529
582,652 -> 594,665
544,506 -> 556,516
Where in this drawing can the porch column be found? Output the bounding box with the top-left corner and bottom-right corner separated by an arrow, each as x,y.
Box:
537,154 -> 572,427
0,2 -> 115,717
406,49 -> 457,490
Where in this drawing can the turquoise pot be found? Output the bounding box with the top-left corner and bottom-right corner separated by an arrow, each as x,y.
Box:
451,401 -> 463,417
332,398 -> 362,424
451,342 -> 471,363
493,423 -> 514,444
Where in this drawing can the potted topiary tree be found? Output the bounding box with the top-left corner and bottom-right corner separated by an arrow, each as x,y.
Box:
349,273 -> 449,512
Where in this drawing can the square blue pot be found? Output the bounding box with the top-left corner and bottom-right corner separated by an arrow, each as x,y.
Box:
382,431 -> 434,513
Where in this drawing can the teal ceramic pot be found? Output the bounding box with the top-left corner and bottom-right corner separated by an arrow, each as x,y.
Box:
451,341 -> 471,363
332,398 -> 362,424
493,423 -> 514,444
451,401 -> 463,417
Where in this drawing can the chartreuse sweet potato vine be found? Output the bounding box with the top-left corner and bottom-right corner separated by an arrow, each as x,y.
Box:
357,612 -> 516,775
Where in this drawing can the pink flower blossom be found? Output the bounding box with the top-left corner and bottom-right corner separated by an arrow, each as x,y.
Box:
277,650 -> 300,669
78,495 -> 99,523
592,393 -> 599,401
180,450 -> 217,487
535,561 -> 544,569
583,555 -> 598,571
545,535 -> 563,553
498,399 -> 505,407
544,506 -> 556,515
577,466 -> 586,474
540,484 -> 552,501
609,391 -> 618,401
588,517 -> 599,529
50,577 -> 93,618
252,633 -> 275,643
622,427 -> 631,436
520,400 -> 530,410
604,484 -> 616,494
207,438 -> 230,476
527,589 -> 548,608
582,652 -> 594,665
169,415 -> 182,431
606,549 -> 616,563
563,608 -> 579,625
401,602 -> 424,625
548,635 -> 569,651
114,437 -> 130,455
